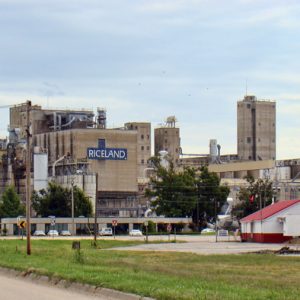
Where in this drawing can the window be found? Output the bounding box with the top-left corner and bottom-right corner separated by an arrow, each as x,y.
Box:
165,139 -> 168,144
247,104 -> 251,108
247,137 -> 251,143
141,134 -> 144,139
248,156 -> 252,160
141,159 -> 144,164
147,134 -> 150,140
147,146 -> 150,150
141,146 -> 144,150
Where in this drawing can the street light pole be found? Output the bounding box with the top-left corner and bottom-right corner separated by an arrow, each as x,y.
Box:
196,182 -> 200,231
25,100 -> 32,255
71,179 -> 75,236
94,173 -> 98,245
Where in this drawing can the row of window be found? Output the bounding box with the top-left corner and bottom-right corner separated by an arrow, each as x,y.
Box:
162,130 -> 179,135
241,137 -> 275,143
141,145 -> 150,151
140,134 -> 150,140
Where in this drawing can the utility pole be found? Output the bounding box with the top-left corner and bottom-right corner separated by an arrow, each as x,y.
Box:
196,182 -> 200,231
93,173 -> 98,245
260,189 -> 263,241
25,100 -> 32,255
71,179 -> 75,235
214,198 -> 218,243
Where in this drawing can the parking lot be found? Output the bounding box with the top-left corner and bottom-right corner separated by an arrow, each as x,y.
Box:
2,234 -> 298,255
109,234 -> 297,255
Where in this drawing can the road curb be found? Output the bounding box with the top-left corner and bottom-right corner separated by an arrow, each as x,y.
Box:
0,267 -> 154,300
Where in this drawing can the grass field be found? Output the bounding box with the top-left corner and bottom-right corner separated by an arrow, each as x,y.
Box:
0,239 -> 300,300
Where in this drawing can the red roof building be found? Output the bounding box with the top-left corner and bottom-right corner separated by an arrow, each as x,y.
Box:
240,200 -> 300,243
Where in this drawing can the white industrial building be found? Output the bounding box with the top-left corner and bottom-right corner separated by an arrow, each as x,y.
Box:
240,200 -> 300,243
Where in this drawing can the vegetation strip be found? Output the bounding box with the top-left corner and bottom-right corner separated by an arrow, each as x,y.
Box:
1,239 -> 300,300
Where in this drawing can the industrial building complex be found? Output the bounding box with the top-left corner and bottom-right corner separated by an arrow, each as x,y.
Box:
1,94 -> 300,237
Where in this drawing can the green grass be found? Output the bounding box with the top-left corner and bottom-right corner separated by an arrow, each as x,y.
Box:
0,239 -> 300,300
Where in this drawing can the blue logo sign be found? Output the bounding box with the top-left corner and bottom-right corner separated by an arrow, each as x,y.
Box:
87,139 -> 127,160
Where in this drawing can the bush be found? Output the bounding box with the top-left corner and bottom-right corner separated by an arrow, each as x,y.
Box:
148,220 -> 156,233
188,222 -> 197,232
173,222 -> 185,232
2,228 -> 7,236
142,220 -> 156,234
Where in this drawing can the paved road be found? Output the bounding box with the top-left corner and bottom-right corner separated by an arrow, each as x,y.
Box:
112,240 -> 293,255
0,273 -> 121,300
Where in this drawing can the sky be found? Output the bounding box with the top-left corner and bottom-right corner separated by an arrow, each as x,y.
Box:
1,0 -> 300,159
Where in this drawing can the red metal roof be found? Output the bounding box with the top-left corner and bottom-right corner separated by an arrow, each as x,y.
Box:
240,200 -> 300,222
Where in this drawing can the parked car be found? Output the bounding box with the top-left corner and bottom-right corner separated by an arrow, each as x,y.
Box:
47,230 -> 59,236
99,228 -> 113,236
201,228 -> 216,234
33,230 -> 46,236
129,229 -> 143,236
60,230 -> 71,236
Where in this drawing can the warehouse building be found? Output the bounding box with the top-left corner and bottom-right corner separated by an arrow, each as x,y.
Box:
240,200 -> 300,243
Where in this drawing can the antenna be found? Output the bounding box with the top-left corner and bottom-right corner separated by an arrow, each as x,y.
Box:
245,78 -> 248,96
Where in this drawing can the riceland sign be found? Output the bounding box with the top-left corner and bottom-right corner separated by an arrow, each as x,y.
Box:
87,139 -> 127,160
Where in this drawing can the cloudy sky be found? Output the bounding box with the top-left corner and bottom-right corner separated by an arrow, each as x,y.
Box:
0,0 -> 300,159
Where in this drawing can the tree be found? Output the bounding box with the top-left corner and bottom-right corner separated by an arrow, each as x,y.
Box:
146,157 -> 198,218
194,166 -> 230,227
73,186 -> 93,217
232,176 -> 274,219
32,182 -> 93,217
0,186 -> 25,218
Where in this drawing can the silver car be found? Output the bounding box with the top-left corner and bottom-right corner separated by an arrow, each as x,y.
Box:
33,230 -> 46,236
129,229 -> 143,236
99,228 -> 113,236
60,230 -> 71,236
47,230 -> 59,236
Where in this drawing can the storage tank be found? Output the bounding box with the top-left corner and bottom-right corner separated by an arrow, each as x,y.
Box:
209,139 -> 218,163
159,150 -> 169,169
34,148 -> 48,192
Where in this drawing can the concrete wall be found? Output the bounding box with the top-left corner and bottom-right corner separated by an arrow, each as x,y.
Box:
35,129 -> 138,193
125,122 -> 151,178
209,160 -> 275,174
55,174 -> 97,211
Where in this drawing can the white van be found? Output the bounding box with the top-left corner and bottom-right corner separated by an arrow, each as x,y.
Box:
99,228 -> 113,236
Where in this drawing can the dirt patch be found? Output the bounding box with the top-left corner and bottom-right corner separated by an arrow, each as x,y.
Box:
249,246 -> 300,255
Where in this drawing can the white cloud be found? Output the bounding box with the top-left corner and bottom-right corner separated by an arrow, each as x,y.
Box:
136,0 -> 205,13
